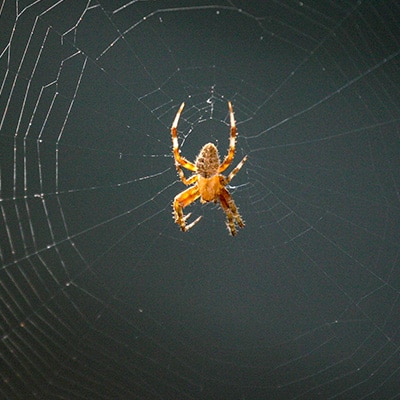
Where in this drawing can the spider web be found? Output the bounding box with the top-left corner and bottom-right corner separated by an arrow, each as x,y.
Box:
1,0 -> 400,399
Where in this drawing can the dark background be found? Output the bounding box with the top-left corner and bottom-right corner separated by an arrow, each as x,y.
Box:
1,1 -> 400,399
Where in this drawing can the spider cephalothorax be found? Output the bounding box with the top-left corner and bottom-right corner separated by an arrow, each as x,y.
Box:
171,101 -> 247,236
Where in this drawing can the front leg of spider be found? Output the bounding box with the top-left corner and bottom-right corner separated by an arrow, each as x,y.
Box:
173,186 -> 203,232
170,101 -> 247,235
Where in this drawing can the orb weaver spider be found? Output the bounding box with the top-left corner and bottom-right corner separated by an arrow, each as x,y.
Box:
171,101 -> 247,236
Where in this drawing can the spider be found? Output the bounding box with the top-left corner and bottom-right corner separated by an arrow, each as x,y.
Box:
171,101 -> 247,236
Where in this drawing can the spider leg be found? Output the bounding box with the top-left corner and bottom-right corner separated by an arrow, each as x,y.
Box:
176,164 -> 198,186
226,155 -> 248,183
219,101 -> 237,173
219,187 -> 244,236
171,102 -> 196,172
173,184 -> 202,232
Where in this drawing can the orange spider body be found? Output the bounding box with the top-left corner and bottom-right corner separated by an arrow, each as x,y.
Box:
171,101 -> 247,236
196,143 -> 221,202
197,174 -> 221,202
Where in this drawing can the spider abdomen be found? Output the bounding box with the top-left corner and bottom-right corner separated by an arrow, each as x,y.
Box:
195,143 -> 220,178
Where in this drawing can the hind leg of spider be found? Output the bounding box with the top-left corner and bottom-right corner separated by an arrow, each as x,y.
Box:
219,101 -> 237,173
171,102 -> 196,172
173,185 -> 202,231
